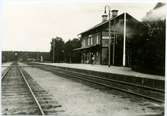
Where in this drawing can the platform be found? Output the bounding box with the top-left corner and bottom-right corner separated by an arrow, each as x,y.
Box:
30,62 -> 165,90
36,63 -> 164,81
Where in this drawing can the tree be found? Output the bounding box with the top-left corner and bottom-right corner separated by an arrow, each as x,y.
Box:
131,20 -> 165,75
64,38 -> 81,63
50,37 -> 65,63
143,20 -> 165,75
50,37 -> 81,63
71,38 -> 81,63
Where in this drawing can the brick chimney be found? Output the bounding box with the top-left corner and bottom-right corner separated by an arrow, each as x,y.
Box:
111,10 -> 118,18
102,7 -> 108,22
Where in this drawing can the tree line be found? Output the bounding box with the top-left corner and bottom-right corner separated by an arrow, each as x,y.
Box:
2,51 -> 50,62
131,20 -> 165,75
50,37 -> 81,63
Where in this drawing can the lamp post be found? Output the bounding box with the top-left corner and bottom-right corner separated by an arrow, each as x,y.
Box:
112,10 -> 118,66
104,5 -> 111,67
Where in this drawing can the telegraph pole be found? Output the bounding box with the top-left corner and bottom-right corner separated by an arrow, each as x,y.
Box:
123,13 -> 126,66
108,9 -> 111,67
104,5 -> 111,67
112,19 -> 115,65
53,39 -> 55,63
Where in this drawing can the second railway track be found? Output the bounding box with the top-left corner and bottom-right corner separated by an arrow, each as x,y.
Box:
1,63 -> 63,115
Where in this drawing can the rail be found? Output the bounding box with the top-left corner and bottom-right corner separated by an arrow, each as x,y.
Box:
1,66 -> 11,80
2,65 -> 45,115
18,66 -> 45,115
37,65 -> 164,103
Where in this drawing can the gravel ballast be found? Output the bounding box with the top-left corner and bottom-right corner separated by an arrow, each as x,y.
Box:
23,66 -> 162,116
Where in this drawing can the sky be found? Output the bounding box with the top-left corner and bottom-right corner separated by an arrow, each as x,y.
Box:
0,0 -> 165,52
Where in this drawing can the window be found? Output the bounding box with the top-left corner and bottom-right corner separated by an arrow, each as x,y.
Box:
82,39 -> 85,48
88,38 -> 90,46
96,35 -> 100,44
91,37 -> 93,45
88,35 -> 92,46
102,39 -> 109,47
96,51 -> 99,56
102,32 -> 109,37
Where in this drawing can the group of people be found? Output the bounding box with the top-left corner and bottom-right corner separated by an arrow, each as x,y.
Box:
82,53 -> 95,64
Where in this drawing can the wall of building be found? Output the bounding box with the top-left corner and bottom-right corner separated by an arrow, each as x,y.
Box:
80,32 -> 101,64
80,13 -> 142,66
101,48 -> 108,65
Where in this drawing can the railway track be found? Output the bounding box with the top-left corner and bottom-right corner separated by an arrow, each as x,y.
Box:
1,63 -> 63,115
1,66 -> 11,80
32,64 -> 164,103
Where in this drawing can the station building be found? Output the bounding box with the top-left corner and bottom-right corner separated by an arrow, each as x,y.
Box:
75,9 -> 143,66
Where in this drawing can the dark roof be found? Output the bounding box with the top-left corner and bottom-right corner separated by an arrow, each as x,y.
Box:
73,44 -> 100,51
78,13 -> 124,35
78,12 -> 140,35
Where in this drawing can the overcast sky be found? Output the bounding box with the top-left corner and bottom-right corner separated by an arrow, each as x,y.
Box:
0,0 -> 165,52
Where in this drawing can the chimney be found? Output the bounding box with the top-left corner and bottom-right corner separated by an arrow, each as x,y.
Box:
102,7 -> 108,22
111,10 -> 118,18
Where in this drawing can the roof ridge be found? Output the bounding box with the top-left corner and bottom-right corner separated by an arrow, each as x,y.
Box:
78,12 -> 135,35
